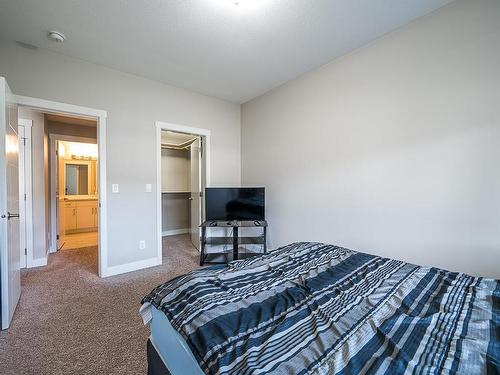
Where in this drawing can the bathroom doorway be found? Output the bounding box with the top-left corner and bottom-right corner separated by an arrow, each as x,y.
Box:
54,138 -> 99,251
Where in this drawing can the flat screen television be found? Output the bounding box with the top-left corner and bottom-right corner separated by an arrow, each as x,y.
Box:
205,187 -> 265,221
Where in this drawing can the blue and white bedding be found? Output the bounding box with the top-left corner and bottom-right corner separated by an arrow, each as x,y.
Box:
141,242 -> 500,375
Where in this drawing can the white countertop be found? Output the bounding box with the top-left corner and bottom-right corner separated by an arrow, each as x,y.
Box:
60,195 -> 98,201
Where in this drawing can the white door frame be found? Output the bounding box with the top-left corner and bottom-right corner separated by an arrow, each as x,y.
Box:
155,121 -> 211,263
18,119 -> 33,268
49,134 -> 97,253
14,94 -> 108,277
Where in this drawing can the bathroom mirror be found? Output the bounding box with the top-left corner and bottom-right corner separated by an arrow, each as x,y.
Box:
65,164 -> 89,195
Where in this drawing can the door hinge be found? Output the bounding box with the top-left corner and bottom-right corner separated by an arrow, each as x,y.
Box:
24,248 -> 27,255
199,138 -> 203,157
56,149 -> 59,156
56,234 -> 60,240
24,193 -> 27,201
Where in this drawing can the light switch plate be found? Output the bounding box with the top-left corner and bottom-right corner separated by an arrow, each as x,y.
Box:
139,240 -> 146,250
112,184 -> 119,193
146,183 -> 152,193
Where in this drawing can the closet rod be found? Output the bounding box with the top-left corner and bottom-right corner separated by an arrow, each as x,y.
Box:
161,144 -> 189,151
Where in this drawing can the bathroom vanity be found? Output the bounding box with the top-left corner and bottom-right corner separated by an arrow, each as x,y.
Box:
60,196 -> 98,234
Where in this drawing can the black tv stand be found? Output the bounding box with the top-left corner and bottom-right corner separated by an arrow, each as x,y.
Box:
200,220 -> 268,266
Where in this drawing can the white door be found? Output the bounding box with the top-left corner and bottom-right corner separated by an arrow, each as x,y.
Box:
18,125 -> 26,268
190,137 -> 201,250
0,77 -> 21,330
18,120 -> 33,269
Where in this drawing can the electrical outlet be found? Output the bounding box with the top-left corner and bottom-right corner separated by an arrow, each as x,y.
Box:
145,183 -> 152,193
112,184 -> 119,193
139,240 -> 146,250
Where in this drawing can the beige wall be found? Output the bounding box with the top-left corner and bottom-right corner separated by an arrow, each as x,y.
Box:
241,0 -> 500,278
0,39 -> 241,270
162,194 -> 190,233
161,148 -> 190,193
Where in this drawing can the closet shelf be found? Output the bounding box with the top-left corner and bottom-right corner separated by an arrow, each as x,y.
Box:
162,191 -> 191,194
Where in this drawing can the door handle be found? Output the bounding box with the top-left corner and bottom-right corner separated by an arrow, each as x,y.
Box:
7,212 -> 19,220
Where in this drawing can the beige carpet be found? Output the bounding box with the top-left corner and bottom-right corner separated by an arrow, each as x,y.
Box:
0,234 -> 200,375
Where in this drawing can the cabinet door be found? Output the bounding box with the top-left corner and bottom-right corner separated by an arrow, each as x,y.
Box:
65,206 -> 77,231
76,205 -> 94,229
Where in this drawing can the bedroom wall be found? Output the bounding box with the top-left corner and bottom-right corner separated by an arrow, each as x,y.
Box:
241,0 -> 500,278
0,39 -> 241,272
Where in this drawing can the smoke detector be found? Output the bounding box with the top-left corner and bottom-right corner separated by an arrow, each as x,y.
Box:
47,31 -> 66,43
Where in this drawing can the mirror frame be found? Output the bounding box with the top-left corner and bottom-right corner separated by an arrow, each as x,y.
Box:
64,163 -> 89,195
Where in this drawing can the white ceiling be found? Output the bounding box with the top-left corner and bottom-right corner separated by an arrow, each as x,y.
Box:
161,131 -> 199,145
0,0 -> 452,103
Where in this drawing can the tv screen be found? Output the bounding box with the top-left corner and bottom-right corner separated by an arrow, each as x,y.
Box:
205,187 -> 265,221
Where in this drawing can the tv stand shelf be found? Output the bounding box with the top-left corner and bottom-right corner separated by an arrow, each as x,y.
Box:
200,220 -> 267,266
205,237 -> 265,246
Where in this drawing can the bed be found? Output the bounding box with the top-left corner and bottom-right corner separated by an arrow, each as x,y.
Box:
140,242 -> 499,375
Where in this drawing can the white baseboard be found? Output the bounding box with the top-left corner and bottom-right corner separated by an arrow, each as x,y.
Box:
103,256 -> 162,278
162,228 -> 190,237
30,256 -> 48,268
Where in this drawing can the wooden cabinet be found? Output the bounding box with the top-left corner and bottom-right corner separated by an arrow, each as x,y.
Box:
64,204 -> 77,231
77,204 -> 95,230
60,199 -> 98,234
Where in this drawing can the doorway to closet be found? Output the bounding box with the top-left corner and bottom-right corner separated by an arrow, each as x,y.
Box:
160,129 -> 206,260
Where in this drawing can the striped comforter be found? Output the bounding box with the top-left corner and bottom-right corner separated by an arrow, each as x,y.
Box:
141,242 -> 500,375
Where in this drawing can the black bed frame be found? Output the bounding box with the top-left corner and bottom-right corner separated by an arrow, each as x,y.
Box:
147,339 -> 171,375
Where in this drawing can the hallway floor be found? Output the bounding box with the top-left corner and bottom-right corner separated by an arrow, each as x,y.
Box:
60,231 -> 99,250
0,234 -> 199,374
